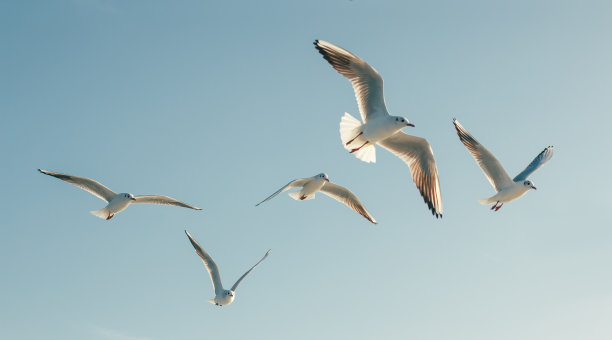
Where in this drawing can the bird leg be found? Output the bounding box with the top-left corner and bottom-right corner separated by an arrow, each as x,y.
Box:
106,213 -> 114,220
494,203 -> 503,211
350,141 -> 369,153
346,131 -> 363,146
490,201 -> 500,210
300,195 -> 307,200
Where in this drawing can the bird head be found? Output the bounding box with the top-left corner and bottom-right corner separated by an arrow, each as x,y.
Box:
121,193 -> 137,201
393,116 -> 414,128
316,173 -> 330,182
523,180 -> 537,190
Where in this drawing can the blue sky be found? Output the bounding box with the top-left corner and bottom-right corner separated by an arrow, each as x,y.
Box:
1,0 -> 611,339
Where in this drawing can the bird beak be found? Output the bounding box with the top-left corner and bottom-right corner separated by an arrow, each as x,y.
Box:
407,123 -> 415,127
131,197 -> 136,201
532,186 -> 537,190
325,179 -> 330,182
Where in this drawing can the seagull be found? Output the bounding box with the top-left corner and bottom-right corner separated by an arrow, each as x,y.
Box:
314,40 -> 443,218
184,230 -> 270,307
452,119 -> 554,211
38,169 -> 201,219
255,173 -> 377,224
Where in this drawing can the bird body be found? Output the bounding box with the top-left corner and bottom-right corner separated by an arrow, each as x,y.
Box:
90,193 -> 136,220
185,230 -> 270,307
315,40 -> 443,218
477,182 -> 533,205
340,112 -> 411,163
38,169 -> 201,219
256,173 -> 377,224
209,293 -> 234,307
289,175 -> 327,201
453,119 -> 553,211
362,115 -> 408,142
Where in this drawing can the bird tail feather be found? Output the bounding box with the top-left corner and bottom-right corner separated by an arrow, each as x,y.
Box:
478,197 -> 496,205
339,112 -> 376,163
90,208 -> 111,219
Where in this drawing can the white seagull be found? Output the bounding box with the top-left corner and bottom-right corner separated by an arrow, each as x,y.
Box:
314,40 -> 443,218
184,230 -> 270,307
453,119 -> 554,211
256,173 -> 377,224
38,169 -> 201,219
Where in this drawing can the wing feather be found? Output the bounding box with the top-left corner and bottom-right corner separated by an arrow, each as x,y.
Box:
255,178 -> 308,206
133,195 -> 201,210
314,40 -> 388,121
185,231 -> 224,296
378,132 -> 443,218
320,182 -> 377,224
452,119 -> 513,191
513,146 -> 554,182
38,169 -> 116,202
230,249 -> 271,292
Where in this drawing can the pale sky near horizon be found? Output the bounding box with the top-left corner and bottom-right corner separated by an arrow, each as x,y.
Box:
1,1 -> 612,339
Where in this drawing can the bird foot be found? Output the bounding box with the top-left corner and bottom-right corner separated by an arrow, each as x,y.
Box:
349,141 -> 369,153
345,131 -> 363,146
300,195 -> 307,200
494,203 -> 503,211
106,213 -> 114,220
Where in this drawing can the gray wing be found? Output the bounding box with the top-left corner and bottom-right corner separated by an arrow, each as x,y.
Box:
452,119 -> 513,192
320,182 -> 377,224
255,178 -> 309,206
133,195 -> 201,210
230,249 -> 271,292
513,146 -> 554,182
378,132 -> 443,218
38,169 -> 116,202
185,230 -> 224,296
314,40 -> 388,122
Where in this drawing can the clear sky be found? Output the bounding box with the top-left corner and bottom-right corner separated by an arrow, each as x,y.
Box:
1,0 -> 612,339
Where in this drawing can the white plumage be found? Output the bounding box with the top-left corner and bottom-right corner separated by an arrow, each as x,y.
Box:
38,169 -> 201,219
315,40 -> 443,218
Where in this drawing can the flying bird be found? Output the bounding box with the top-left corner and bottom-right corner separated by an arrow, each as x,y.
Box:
314,40 -> 443,218
256,173 -> 377,224
184,230 -> 270,306
38,169 -> 201,219
452,119 -> 554,211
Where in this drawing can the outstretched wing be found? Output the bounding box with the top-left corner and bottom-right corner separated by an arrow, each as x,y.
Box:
513,146 -> 554,182
452,119 -> 513,192
185,230 -> 224,296
378,132 -> 443,218
314,40 -> 388,122
320,182 -> 377,224
133,195 -> 201,210
255,178 -> 309,206
38,169 -> 116,202
230,249 -> 271,292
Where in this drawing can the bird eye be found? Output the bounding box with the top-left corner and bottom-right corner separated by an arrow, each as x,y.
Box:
401,119 -> 404,122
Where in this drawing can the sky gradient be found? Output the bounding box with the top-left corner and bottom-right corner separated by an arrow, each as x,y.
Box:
1,1 -> 612,339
